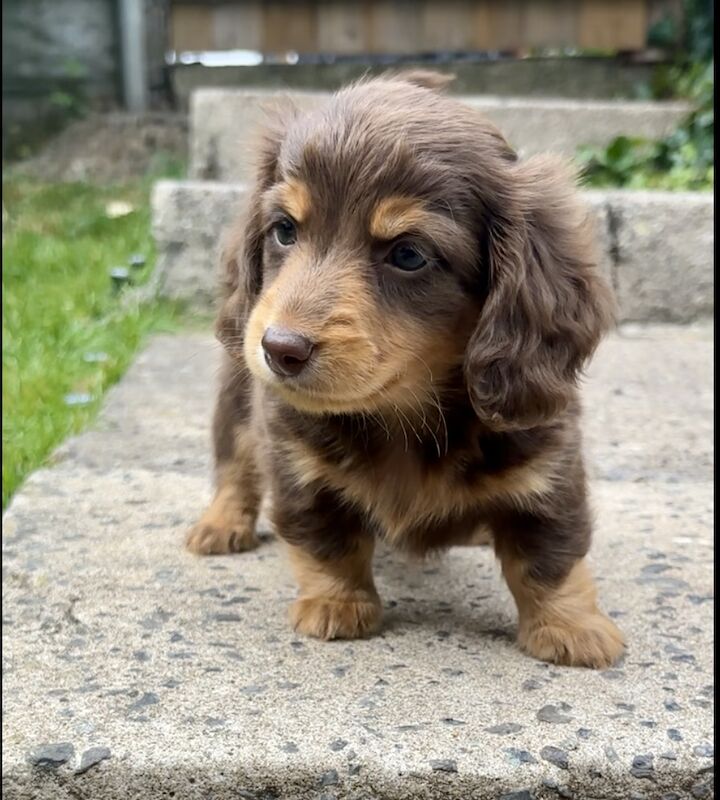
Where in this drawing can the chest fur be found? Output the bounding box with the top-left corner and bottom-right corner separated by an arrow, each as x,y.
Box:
272,409 -> 557,544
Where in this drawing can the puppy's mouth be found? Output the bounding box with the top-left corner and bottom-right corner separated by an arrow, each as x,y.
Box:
252,343 -> 403,414
267,371 -> 401,415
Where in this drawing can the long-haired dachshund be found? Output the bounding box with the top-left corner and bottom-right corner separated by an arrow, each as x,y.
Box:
187,71 -> 625,669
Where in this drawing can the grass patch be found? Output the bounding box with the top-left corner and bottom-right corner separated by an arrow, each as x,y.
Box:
2,175 -> 194,508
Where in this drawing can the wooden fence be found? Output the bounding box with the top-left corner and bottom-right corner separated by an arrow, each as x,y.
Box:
169,0 -> 677,56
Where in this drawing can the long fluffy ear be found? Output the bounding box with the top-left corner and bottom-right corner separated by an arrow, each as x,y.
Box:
216,105 -> 290,350
387,69 -> 455,92
464,155 -> 615,431
220,111 -> 288,301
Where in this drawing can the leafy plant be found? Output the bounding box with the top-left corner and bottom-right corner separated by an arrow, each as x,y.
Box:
579,58 -> 713,191
683,0 -> 713,63
48,58 -> 90,117
647,0 -> 713,62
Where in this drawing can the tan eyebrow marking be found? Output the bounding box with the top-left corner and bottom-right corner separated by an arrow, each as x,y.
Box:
370,195 -> 476,265
276,179 -> 312,224
370,196 -> 435,240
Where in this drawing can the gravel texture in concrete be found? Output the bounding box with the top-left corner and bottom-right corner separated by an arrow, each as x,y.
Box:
2,324 -> 713,799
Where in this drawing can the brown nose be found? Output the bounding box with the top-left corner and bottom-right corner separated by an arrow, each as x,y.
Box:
261,326 -> 315,377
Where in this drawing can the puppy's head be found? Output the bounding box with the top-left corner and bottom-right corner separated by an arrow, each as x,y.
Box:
220,72 -> 614,427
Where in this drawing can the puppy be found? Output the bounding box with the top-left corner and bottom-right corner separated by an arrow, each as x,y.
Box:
187,71 -> 625,669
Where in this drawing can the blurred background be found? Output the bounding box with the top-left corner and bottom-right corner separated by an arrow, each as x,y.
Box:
1,0 -> 714,509
2,0 -> 714,174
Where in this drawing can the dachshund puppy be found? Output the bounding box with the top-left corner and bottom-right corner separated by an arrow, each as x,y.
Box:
187,71 -> 625,669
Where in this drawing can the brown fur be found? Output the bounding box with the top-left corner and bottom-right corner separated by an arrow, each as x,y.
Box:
189,71 -> 623,668
370,197 -> 443,240
499,556 -> 625,668
287,537 -> 381,639
270,179 -> 312,225
186,360 -> 262,554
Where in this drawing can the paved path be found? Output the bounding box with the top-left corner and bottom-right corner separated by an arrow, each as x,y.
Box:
2,324 -> 713,799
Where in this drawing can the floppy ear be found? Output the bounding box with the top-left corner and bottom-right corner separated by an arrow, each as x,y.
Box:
216,107 -> 290,352
220,117 -> 286,301
464,155 -> 615,431
390,69 -> 455,92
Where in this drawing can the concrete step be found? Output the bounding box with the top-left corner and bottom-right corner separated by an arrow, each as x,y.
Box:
151,180 -> 713,323
188,89 -> 691,182
171,58 -> 668,108
2,324 -> 713,800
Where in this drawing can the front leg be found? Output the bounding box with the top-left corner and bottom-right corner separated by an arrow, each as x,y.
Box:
273,484 -> 381,640
287,538 -> 381,640
491,482 -> 625,669
187,356 -> 261,555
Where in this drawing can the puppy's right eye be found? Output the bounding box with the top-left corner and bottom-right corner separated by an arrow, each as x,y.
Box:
273,217 -> 297,247
387,241 -> 428,272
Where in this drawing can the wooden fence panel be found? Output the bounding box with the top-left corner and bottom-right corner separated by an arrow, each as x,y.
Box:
524,0 -> 578,48
366,1 -> 423,54
262,1 -> 318,53
212,2 -> 263,50
170,5 -> 214,51
169,1 -> 651,55
317,0 -> 368,54
484,0 -> 526,51
421,1 -> 476,52
578,0 -> 647,50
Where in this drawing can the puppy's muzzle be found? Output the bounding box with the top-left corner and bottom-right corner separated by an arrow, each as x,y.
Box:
261,326 -> 315,377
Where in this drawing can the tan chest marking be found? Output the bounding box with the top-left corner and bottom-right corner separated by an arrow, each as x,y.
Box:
281,438 -> 554,543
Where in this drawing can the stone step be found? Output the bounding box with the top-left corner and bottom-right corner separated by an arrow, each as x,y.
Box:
2,324 -> 713,799
151,179 -> 713,323
170,58 -> 666,108
188,89 -> 691,182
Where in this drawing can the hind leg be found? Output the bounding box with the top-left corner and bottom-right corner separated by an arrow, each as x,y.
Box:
186,357 -> 261,555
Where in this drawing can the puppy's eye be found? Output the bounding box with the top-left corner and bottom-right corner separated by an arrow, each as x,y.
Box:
273,217 -> 297,246
387,241 -> 427,272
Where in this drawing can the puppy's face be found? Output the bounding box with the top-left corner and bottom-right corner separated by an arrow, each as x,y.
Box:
229,73 -> 613,427
245,189 -> 477,415
241,78 -> 488,415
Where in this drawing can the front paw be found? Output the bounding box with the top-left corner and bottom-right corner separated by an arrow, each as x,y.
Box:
290,593 -> 382,640
185,512 -> 258,555
518,610 -> 625,669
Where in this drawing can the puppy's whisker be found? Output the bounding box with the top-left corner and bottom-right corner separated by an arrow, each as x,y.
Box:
366,406 -> 392,441
392,404 -> 410,452
375,390 -> 409,451
405,385 -> 443,459
218,336 -> 247,346
407,354 -> 450,455
422,384 -> 450,456
393,400 -> 423,447
217,363 -> 252,390
182,340 -> 226,364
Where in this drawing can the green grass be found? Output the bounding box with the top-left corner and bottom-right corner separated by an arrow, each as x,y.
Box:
2,174 -> 191,508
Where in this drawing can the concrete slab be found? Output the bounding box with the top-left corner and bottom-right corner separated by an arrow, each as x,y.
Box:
171,58 -> 666,108
188,89 -> 691,182
151,180 -> 714,323
2,324 -> 713,800
151,180 -> 249,307
606,191 -> 715,324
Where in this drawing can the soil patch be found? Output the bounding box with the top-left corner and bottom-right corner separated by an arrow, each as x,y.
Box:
7,112 -> 188,183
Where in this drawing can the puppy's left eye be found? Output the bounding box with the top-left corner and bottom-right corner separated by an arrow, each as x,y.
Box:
273,217 -> 297,246
387,241 -> 428,272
